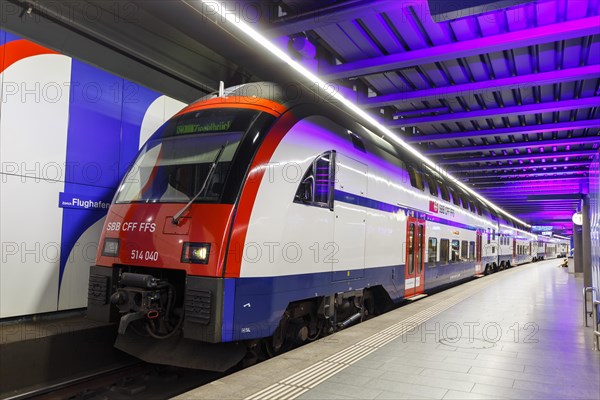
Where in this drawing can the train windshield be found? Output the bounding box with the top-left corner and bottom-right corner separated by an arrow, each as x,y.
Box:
115,108 -> 258,204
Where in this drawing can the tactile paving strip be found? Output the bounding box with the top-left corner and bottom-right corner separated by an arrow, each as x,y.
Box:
244,276 -> 499,400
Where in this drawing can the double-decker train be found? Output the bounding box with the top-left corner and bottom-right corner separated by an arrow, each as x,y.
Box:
87,83 -> 549,371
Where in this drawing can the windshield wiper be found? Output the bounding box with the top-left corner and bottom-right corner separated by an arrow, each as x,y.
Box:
172,142 -> 228,225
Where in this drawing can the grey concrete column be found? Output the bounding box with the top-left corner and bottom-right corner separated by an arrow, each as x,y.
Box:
582,196 -> 592,287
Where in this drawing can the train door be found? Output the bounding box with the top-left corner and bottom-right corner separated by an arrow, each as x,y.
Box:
332,153 -> 367,281
475,231 -> 482,273
512,238 -> 517,265
405,217 -> 425,297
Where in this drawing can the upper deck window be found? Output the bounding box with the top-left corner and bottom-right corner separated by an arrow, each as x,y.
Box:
407,165 -> 424,191
423,173 -> 438,197
294,151 -> 336,210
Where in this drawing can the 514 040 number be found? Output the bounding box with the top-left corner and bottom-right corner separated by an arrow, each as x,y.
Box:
130,249 -> 159,261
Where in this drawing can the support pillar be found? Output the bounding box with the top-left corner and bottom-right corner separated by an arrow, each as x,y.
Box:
582,196 -> 592,287
574,212 -> 583,276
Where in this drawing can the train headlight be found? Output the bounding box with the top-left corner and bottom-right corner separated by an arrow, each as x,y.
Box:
102,238 -> 120,257
181,242 -> 211,264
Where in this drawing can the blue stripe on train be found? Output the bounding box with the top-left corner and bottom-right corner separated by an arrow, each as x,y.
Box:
334,190 -> 478,231
225,259 -> 477,341
224,191 -> 489,341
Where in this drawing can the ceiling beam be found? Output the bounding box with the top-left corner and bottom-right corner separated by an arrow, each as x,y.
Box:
464,171 -> 587,180
424,135 -> 600,155
470,176 -> 586,185
365,66 -> 600,109
477,189 -> 582,197
404,119 -> 600,143
452,161 -> 592,173
389,97 -> 600,127
264,0 -> 399,37
435,150 -> 599,164
322,16 -> 600,80
527,194 -> 583,200
480,198 -> 581,203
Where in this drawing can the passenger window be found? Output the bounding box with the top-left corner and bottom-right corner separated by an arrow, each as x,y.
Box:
468,200 -> 476,213
440,239 -> 450,264
294,151 -> 335,209
449,188 -> 460,206
423,173 -> 438,197
460,194 -> 469,210
417,225 -> 424,273
407,165 -> 424,191
451,240 -> 460,262
428,237 -> 438,264
438,181 -> 450,202
469,241 -> 475,261
475,202 -> 482,216
492,229 -> 496,241
349,133 -> 366,152
461,240 -> 468,260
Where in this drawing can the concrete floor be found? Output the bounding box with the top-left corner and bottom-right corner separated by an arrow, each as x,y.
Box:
178,259 -> 600,400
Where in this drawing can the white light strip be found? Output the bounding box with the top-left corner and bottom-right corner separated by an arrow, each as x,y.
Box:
553,234 -> 570,240
196,0 -> 531,227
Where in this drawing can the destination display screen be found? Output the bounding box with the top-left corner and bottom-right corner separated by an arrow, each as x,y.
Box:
163,108 -> 259,138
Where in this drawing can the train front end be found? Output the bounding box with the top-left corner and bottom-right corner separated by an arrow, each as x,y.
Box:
86,98 -> 279,370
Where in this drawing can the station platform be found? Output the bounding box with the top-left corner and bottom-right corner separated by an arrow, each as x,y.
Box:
177,259 -> 600,400
0,311 -> 134,398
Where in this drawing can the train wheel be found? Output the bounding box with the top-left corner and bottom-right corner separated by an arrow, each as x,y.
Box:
264,326 -> 286,358
484,264 -> 491,275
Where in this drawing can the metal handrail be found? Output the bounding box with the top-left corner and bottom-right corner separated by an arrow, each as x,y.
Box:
583,287 -> 596,327
593,297 -> 600,351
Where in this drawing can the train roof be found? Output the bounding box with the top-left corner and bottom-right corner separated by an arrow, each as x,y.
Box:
189,82 -> 534,233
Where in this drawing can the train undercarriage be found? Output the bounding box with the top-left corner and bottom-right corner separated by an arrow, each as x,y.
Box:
88,266 -> 392,371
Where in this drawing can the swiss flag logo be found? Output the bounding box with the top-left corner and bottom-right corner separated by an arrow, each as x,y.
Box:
429,200 -> 438,213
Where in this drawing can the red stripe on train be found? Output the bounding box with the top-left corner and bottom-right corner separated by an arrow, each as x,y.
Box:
223,111 -> 299,278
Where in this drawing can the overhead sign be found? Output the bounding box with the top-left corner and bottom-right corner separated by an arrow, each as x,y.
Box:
572,212 -> 583,226
542,231 -> 552,237
531,225 -> 553,232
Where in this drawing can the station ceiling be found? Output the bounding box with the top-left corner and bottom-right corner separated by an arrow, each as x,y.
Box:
3,0 -> 598,235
